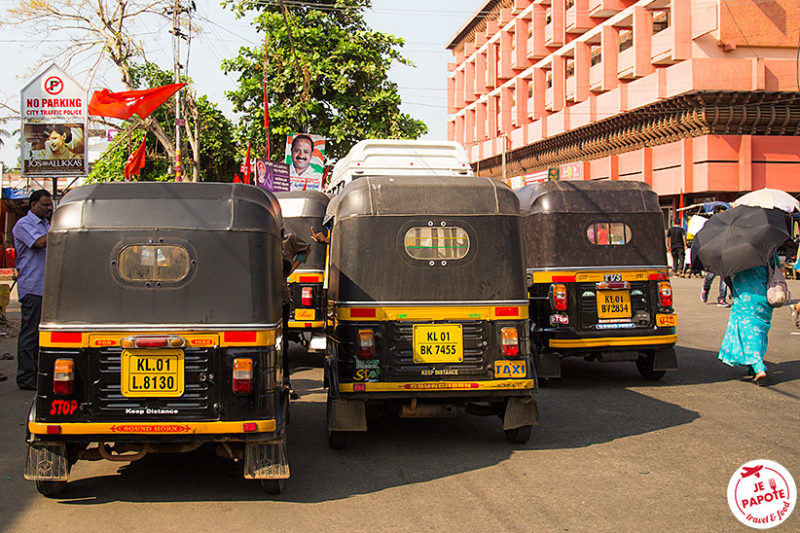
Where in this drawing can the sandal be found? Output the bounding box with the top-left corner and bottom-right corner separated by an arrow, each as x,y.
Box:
0,352 -> 13,360
0,373 -> 7,382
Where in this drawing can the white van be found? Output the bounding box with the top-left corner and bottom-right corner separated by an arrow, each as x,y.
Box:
325,139 -> 474,196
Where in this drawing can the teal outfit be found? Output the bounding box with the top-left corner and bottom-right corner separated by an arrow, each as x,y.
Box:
718,257 -> 777,374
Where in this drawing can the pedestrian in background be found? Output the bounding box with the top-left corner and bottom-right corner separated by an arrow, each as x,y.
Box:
717,253 -> 779,386
666,218 -> 686,277
12,189 -> 53,390
701,271 -> 729,307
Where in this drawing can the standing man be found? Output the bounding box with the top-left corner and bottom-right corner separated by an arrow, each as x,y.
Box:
666,218 -> 686,278
13,189 -> 53,390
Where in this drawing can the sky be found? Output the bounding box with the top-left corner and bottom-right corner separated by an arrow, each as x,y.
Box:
0,0 -> 486,168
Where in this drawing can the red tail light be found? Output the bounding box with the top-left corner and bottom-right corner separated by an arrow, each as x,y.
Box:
357,329 -> 375,359
552,283 -> 568,311
53,359 -> 74,395
658,281 -> 673,307
232,358 -> 253,394
501,327 -> 519,357
301,286 -> 313,307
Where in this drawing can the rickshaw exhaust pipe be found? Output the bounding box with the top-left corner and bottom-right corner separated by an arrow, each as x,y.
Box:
400,399 -> 458,418
96,442 -> 149,462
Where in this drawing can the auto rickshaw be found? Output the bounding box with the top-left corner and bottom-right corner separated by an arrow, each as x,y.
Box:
25,182 -> 289,496
325,176 -> 538,446
275,190 -> 330,353
517,180 -> 678,381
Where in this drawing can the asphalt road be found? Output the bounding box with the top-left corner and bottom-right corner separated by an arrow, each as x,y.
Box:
0,277 -> 798,532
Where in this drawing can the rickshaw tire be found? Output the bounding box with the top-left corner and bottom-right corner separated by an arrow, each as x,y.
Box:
328,430 -> 352,449
260,478 -> 286,494
636,353 -> 667,381
35,480 -> 67,497
504,425 -> 532,444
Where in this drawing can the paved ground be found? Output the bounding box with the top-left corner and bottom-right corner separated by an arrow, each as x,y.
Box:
0,277 -> 798,532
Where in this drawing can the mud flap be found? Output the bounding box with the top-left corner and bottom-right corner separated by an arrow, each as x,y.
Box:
652,346 -> 678,371
534,350 -> 561,378
243,440 -> 290,480
24,444 -> 69,481
327,398 -> 367,432
503,396 -> 539,430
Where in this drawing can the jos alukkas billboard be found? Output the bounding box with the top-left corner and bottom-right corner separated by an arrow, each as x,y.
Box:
20,64 -> 88,177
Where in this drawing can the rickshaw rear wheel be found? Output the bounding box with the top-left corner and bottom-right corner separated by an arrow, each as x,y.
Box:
636,352 -> 666,381
260,478 -> 286,494
35,480 -> 67,497
504,425 -> 532,444
328,430 -> 352,449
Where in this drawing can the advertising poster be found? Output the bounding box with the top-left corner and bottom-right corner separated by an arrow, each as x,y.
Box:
20,64 -> 88,177
255,160 -> 291,192
284,133 -> 325,191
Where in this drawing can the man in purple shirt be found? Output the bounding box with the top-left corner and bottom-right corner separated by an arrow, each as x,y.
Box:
12,189 -> 53,390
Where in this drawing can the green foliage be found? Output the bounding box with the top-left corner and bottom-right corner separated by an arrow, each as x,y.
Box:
88,62 -> 237,182
222,0 -> 428,161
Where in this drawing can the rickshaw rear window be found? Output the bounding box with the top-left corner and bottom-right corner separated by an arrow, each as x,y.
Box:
586,223 -> 631,246
118,245 -> 191,282
404,226 -> 470,260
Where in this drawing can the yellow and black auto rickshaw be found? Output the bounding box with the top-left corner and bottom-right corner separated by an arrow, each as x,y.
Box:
275,190 -> 330,353
517,180 -> 677,381
325,176 -> 538,446
25,182 -> 289,496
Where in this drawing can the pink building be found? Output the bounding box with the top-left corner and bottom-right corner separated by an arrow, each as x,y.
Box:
446,0 -> 800,214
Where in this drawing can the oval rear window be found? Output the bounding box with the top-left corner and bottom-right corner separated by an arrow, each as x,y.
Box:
404,226 -> 470,260
118,245 -> 191,282
586,223 -> 632,246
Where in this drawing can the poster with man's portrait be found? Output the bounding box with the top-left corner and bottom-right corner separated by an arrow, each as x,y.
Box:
285,133 -> 325,191
22,123 -> 86,175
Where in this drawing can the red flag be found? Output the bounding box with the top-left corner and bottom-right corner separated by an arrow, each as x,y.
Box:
678,189 -> 685,223
244,142 -> 252,184
233,174 -> 242,183
89,83 -> 186,120
263,80 -> 271,160
124,137 -> 147,180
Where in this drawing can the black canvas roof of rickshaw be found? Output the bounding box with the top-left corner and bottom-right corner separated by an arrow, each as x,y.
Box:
517,180 -> 661,216
52,182 -> 282,232
332,175 -> 519,221
275,190 -> 330,218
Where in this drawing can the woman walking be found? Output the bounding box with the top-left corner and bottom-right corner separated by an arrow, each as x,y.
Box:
718,254 -> 779,386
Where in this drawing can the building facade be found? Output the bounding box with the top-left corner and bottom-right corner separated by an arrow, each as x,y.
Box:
446,0 -> 800,214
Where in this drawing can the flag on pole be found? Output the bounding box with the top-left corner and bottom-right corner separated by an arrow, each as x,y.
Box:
263,80 -> 271,160
233,174 -> 242,183
678,189 -> 685,224
124,137 -> 147,180
88,83 -> 186,120
244,142 -> 252,185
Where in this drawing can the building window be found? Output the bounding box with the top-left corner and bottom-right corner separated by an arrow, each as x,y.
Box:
652,10 -> 670,34
566,59 -> 575,78
546,71 -> 553,89
590,46 -> 602,66
545,8 -> 552,24
619,29 -> 633,52
528,84 -> 534,98
566,0 -> 575,8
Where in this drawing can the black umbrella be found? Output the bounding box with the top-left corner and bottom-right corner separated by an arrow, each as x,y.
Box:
692,206 -> 789,279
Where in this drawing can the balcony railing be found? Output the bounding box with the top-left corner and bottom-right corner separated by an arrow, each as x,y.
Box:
651,25 -> 676,65
566,76 -> 577,101
617,46 -> 635,79
590,62 -> 604,91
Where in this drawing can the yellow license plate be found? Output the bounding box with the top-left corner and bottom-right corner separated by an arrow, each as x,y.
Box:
597,290 -> 631,318
656,313 -> 678,327
494,360 -> 527,378
121,349 -> 185,397
294,308 -> 315,320
413,324 -> 463,363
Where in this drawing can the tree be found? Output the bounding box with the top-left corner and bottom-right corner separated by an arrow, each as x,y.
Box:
88,63 -> 237,182
6,1 -> 208,180
223,0 -> 427,162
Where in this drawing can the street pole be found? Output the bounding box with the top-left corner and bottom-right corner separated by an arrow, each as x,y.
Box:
501,133 -> 507,183
173,0 -> 182,182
